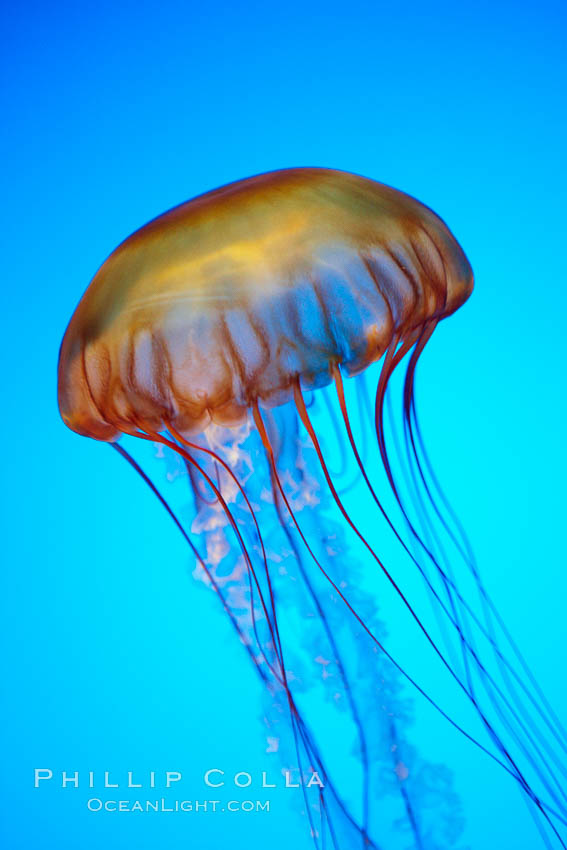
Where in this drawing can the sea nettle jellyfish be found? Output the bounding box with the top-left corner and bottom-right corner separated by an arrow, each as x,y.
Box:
58,168 -> 567,849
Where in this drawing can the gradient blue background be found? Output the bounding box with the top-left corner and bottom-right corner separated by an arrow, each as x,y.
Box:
1,1 -> 566,848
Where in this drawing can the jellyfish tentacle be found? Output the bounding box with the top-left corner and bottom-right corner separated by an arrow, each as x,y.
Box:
368,330 -> 567,839
115,434 -> 567,846
265,438 -> 372,847
169,420 -> 326,827
121,411 -> 567,840
319,388 -> 353,485
167,436 -> 288,682
409,395 -> 567,751
110,442 -> 273,684
387,718 -> 425,850
293,379 -> 567,844
115,416 -> 567,846
112,442 -> 360,849
251,402 -> 554,806
167,423 -> 317,721
166,423 -> 282,655
398,388 -> 567,810
111,438 -> 328,844
156,426 -> 378,848
185,454 -> 223,507
264,403 -> 462,848
382,328 -> 567,807
297,372 -> 492,704
154,430 -> 334,847
336,362 -> 475,680
255,404 -> 427,848
335,366 -> 567,812
132,425 -> 289,686
381,370 -> 567,771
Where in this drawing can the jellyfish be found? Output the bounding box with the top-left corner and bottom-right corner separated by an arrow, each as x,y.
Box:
58,168 -> 567,849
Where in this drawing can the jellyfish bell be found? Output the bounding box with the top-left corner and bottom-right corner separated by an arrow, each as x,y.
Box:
58,168 -> 567,850
58,167 -> 473,443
